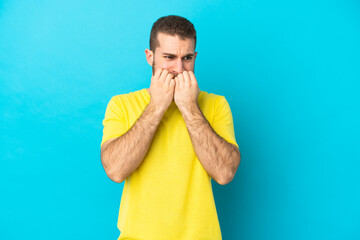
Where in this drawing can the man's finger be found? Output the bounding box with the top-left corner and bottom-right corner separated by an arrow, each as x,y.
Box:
174,77 -> 179,89
188,71 -> 197,85
170,79 -> 175,89
177,73 -> 184,87
165,73 -> 174,86
153,68 -> 163,79
182,71 -> 191,86
159,69 -> 169,82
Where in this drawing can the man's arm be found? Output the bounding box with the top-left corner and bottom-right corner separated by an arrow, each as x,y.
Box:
174,71 -> 241,185
101,101 -> 164,183
100,69 -> 175,183
180,102 -> 240,185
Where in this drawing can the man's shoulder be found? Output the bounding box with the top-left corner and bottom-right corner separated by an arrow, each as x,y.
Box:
199,90 -> 226,103
110,88 -> 149,103
112,88 -> 146,98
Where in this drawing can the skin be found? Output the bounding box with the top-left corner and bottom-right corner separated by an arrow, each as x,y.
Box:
101,32 -> 241,185
144,32 -> 198,103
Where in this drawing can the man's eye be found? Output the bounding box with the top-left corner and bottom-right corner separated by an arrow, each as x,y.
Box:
184,57 -> 192,60
164,56 -> 173,59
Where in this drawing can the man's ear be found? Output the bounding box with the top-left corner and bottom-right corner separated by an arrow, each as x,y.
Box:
194,51 -> 198,59
145,49 -> 153,66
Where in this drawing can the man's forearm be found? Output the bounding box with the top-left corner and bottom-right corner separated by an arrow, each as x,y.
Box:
180,102 -> 240,185
101,102 -> 164,183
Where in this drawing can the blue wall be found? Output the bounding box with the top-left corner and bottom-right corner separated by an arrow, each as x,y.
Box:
1,0 -> 359,239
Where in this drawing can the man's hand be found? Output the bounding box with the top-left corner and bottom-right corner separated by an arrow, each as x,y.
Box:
149,69 -> 175,113
174,71 -> 200,112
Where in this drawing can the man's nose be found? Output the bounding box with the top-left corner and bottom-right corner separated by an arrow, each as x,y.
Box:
172,59 -> 184,75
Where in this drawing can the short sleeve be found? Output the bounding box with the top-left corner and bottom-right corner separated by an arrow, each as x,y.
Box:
211,96 -> 239,148
100,96 -> 128,148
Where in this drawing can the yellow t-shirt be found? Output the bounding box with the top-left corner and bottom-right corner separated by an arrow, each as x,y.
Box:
101,88 -> 238,240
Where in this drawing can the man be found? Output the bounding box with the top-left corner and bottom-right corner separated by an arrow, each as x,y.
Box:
100,15 -> 240,240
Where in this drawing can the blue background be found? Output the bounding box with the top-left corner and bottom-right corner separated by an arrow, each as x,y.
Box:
1,0 -> 359,239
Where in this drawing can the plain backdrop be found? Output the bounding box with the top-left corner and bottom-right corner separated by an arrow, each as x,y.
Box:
1,0 -> 359,239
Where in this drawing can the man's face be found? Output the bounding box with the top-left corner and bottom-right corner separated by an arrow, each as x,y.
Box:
145,32 -> 197,76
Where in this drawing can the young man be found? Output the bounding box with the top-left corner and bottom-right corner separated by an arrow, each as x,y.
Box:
100,15 -> 240,240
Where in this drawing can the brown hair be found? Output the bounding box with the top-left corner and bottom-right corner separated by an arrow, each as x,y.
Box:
150,15 -> 196,52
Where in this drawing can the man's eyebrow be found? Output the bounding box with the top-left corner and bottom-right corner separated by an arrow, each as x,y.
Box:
162,53 -> 195,57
